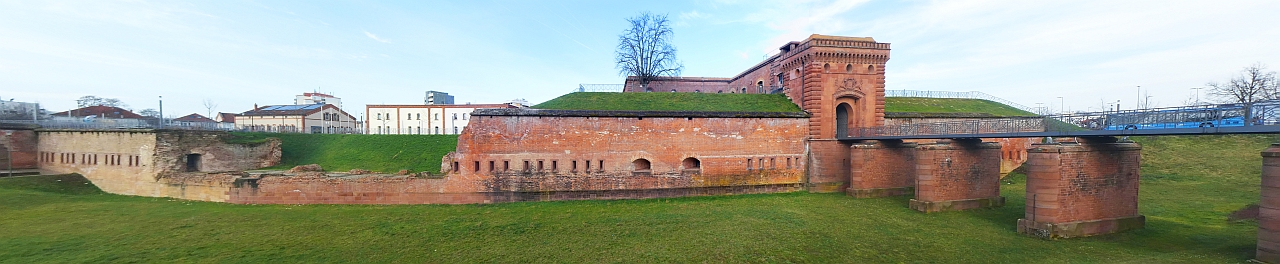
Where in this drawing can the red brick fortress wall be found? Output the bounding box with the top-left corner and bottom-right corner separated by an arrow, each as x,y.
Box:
1018,137 -> 1145,239
849,140 -> 917,198
910,139 -> 1005,212
441,109 -> 810,198
0,127 -> 37,169
1257,144 -> 1280,262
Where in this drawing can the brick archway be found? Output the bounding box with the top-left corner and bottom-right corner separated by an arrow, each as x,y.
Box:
836,102 -> 853,138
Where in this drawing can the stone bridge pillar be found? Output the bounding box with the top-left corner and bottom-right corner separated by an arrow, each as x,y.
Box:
808,139 -> 852,193
1018,137 -> 1144,239
910,139 -> 1005,212
1258,144 -> 1280,262
848,140 -> 917,198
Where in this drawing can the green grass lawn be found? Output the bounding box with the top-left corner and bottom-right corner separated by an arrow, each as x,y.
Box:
228,132 -> 458,174
0,135 -> 1270,262
533,92 -> 803,112
885,97 -> 1037,117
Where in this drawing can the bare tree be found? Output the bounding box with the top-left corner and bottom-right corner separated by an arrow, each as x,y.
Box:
75,95 -> 127,109
138,108 -> 159,118
615,12 -> 682,92
1208,63 -> 1278,125
202,99 -> 218,118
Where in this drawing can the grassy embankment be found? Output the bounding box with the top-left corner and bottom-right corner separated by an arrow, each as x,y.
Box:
0,134 -> 1271,262
884,97 -> 1038,117
227,132 -> 458,174
533,92 -> 803,112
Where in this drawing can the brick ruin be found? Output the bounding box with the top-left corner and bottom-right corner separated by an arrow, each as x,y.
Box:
36,130 -> 281,202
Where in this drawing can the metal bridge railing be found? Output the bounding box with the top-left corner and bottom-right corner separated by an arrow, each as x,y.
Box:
848,99 -> 1280,139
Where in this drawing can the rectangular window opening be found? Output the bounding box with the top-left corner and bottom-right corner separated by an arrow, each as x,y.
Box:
598,160 -> 604,172
551,160 -> 558,172
747,159 -> 753,171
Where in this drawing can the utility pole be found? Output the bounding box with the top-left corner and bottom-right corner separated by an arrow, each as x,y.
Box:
158,96 -> 164,129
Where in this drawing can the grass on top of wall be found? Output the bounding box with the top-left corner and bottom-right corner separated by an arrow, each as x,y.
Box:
228,132 -> 458,174
0,134 -> 1271,262
885,97 -> 1037,117
532,92 -> 803,112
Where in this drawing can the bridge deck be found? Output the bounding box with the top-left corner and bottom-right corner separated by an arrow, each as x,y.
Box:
841,125 -> 1280,140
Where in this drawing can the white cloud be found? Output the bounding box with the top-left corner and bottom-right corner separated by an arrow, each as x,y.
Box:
364,30 -> 391,43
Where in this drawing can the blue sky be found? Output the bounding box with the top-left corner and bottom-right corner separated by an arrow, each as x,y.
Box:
3,0 -> 1279,118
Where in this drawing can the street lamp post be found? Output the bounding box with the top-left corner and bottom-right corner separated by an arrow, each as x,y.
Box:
1057,97 -> 1064,114
1191,87 -> 1203,106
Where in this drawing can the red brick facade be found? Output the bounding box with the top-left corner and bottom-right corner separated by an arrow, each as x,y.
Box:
1,126 -> 38,170
848,140 -> 917,198
910,139 -> 1005,212
1018,138 -> 1145,239
620,35 -> 891,191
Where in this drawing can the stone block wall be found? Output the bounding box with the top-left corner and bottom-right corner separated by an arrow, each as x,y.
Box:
808,139 -> 851,192
36,130 -> 280,202
910,139 -> 1004,212
1018,138 -> 1144,239
848,140 -> 917,198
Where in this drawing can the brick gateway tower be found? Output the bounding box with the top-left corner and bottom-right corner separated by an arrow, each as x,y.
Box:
622,34 -> 891,191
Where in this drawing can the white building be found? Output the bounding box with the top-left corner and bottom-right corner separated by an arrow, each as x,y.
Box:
365,103 -> 514,135
425,91 -> 454,105
295,92 -> 342,109
236,104 -> 360,134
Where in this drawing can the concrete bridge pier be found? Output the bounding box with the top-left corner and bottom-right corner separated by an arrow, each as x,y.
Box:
1257,144 -> 1280,262
910,138 -> 1005,212
1018,137 -> 1145,239
848,140 -> 917,198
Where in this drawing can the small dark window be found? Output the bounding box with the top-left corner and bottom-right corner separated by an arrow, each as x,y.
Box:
746,159 -> 753,171
598,160 -> 604,172
572,160 -> 578,172
489,161 -> 495,172
632,159 -> 651,171
585,160 -> 591,171
523,160 -> 530,171
682,157 -> 700,169
185,154 -> 201,172
453,162 -> 460,172
537,160 -> 544,171
474,161 -> 480,172
551,160 -> 558,171
503,161 -> 510,171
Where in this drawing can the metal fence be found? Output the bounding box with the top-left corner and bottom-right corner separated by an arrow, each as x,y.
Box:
886,90 -> 1038,114
576,84 -> 625,93
848,99 -> 1280,139
0,119 -> 365,134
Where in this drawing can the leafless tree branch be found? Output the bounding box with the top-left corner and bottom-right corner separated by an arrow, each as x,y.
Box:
1209,62 -> 1278,125
615,12 -> 682,91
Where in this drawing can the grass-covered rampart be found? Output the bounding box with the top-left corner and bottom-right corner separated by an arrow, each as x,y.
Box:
884,97 -> 1037,117
0,134 -> 1271,262
229,132 -> 458,173
533,92 -> 803,112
